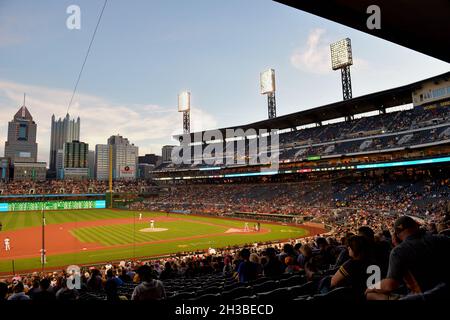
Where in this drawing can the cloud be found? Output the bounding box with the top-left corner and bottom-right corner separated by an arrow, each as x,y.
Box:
290,29 -> 370,75
0,80 -> 217,163
290,29 -> 331,74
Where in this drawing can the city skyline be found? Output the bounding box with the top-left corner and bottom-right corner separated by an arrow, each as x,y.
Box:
0,0 -> 449,163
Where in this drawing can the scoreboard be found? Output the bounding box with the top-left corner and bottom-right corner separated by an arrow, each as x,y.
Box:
0,200 -> 106,212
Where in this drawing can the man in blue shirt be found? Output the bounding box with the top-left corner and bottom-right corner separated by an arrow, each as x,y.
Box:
237,248 -> 258,283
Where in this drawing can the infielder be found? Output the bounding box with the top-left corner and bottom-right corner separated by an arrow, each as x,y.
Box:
4,237 -> 11,251
244,222 -> 249,232
139,213 -> 142,220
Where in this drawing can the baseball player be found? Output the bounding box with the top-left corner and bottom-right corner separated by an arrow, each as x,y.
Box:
4,237 -> 11,251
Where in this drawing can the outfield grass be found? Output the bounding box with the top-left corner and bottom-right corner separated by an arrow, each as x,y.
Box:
0,209 -> 308,273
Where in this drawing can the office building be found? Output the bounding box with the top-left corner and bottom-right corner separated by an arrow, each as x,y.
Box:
88,150 -> 95,179
95,144 -> 110,181
107,135 -> 139,180
162,145 -> 175,162
13,162 -> 46,181
49,113 -> 80,176
62,140 -> 89,180
4,103 -> 38,163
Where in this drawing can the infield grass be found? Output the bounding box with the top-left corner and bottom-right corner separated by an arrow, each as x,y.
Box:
0,209 -> 308,274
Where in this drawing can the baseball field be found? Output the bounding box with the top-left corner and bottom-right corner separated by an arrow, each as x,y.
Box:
0,209 -> 324,274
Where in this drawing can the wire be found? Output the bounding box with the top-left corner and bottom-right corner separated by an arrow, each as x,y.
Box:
66,0 -> 108,114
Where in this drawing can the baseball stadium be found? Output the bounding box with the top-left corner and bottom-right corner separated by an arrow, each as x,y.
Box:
0,204 -> 322,273
0,0 -> 449,305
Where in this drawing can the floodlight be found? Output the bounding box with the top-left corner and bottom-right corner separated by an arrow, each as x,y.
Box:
178,91 -> 191,112
330,38 -> 353,70
260,69 -> 276,95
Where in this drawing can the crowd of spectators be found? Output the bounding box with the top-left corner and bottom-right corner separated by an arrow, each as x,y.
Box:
278,106 -> 450,146
0,180 -> 155,196
0,164 -> 449,302
139,173 -> 449,228
1,214 -> 448,301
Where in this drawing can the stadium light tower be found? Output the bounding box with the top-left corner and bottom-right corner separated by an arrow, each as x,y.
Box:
260,69 -> 277,119
178,91 -> 191,134
330,38 -> 353,100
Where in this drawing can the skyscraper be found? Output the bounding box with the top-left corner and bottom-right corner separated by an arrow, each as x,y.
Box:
64,140 -> 88,168
95,144 -> 110,181
62,140 -> 89,180
4,101 -> 38,164
108,135 -> 138,180
162,145 -> 175,163
49,113 -> 80,175
88,150 -> 95,179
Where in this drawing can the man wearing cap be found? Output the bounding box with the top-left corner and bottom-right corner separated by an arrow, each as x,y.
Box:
366,215 -> 450,300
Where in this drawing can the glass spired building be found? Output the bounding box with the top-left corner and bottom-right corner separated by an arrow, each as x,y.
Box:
49,113 -> 80,176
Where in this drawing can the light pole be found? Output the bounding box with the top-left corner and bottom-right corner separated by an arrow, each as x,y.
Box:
41,198 -> 46,271
330,38 -> 353,101
260,69 -> 277,119
178,91 -> 191,134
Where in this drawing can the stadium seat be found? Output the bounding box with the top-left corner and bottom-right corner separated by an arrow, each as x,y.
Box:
250,277 -> 270,286
279,273 -> 295,280
279,274 -> 306,287
190,293 -> 221,302
221,286 -> 253,300
256,287 -> 291,301
196,286 -> 222,296
252,280 -> 279,293
293,295 -> 311,301
233,295 -> 258,302
287,281 -> 316,298
311,287 -> 356,301
223,282 -> 244,291
400,283 -> 449,301
168,291 -> 195,300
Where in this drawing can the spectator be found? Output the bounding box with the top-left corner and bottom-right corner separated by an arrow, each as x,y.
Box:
284,256 -> 300,274
0,282 -> 8,301
104,269 -> 119,301
56,278 -> 79,301
263,247 -> 284,278
358,226 -> 390,277
316,237 -> 337,269
250,253 -> 263,276
160,262 -> 175,280
236,248 -> 258,283
297,244 -> 313,269
330,235 -> 372,297
87,268 -> 102,292
26,277 -> 41,300
33,278 -> 56,301
131,265 -> 166,301
366,216 -> 450,300
8,281 -> 30,301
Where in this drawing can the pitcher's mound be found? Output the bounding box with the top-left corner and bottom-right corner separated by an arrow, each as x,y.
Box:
225,228 -> 253,233
139,228 -> 168,233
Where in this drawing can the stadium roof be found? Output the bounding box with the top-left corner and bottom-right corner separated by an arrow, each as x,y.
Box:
178,72 -> 450,140
274,0 -> 450,63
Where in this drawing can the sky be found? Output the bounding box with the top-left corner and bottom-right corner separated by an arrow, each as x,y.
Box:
0,0 -> 449,164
